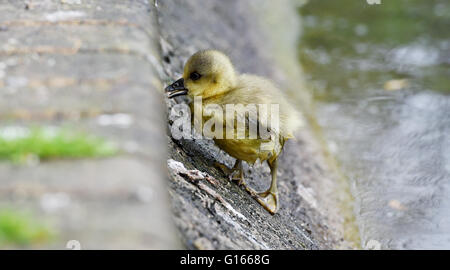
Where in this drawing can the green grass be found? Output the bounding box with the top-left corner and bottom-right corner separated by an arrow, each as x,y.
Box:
0,126 -> 118,163
0,209 -> 53,247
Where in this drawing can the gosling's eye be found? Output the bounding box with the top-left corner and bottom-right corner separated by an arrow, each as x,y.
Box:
189,72 -> 201,81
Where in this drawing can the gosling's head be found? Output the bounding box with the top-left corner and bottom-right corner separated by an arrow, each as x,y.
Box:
166,50 -> 237,99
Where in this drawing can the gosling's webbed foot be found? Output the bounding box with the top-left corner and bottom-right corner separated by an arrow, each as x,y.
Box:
255,190 -> 279,215
217,158 -> 279,214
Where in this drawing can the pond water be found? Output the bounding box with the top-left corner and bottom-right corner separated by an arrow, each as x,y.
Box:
298,0 -> 450,249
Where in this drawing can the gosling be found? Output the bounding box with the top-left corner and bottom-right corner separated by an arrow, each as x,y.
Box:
165,50 -> 301,214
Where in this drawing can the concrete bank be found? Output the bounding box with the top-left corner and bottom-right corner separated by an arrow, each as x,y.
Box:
0,0 -> 178,249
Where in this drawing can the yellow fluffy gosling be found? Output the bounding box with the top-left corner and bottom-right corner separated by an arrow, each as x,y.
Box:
166,50 -> 301,214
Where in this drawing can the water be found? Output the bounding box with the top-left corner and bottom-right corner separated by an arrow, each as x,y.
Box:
298,0 -> 450,249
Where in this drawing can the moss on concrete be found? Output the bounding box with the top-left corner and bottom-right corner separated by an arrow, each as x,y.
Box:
0,126 -> 117,163
0,209 -> 53,247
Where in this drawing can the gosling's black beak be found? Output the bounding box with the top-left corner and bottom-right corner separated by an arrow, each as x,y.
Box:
165,78 -> 188,98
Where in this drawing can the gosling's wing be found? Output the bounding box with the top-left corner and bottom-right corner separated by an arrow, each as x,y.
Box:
226,74 -> 302,139
219,89 -> 286,152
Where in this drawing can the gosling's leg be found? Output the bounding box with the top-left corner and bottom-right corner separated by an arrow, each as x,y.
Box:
229,160 -> 246,186
214,159 -> 245,185
255,158 -> 279,214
